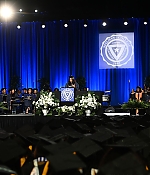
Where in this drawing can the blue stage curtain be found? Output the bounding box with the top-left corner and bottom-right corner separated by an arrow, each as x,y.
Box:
0,18 -> 150,105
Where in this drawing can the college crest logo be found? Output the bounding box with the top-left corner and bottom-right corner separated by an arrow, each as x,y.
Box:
100,34 -> 134,67
61,88 -> 74,102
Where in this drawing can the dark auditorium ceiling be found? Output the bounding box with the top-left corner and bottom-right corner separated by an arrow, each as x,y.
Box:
1,0 -> 150,21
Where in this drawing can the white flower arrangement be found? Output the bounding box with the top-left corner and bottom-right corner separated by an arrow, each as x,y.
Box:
74,92 -> 101,116
54,105 -> 75,116
33,91 -> 101,116
33,90 -> 59,115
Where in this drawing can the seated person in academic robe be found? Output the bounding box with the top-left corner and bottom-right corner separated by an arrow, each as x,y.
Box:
24,88 -> 33,114
32,88 -> 40,114
146,87 -> 150,100
32,88 -> 40,102
21,88 -> 27,99
7,88 -> 17,111
135,86 -> 143,102
141,88 -> 149,102
0,88 -> 7,103
65,75 -> 79,91
129,89 -> 135,101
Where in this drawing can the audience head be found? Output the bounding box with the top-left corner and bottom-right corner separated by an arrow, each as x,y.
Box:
54,88 -> 59,91
27,88 -> 32,94
68,75 -> 75,84
23,88 -> 27,94
33,88 -> 38,94
11,88 -> 15,94
136,86 -> 142,93
131,88 -> 134,93
1,88 -> 6,94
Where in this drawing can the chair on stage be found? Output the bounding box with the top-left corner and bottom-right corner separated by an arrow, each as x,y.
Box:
11,98 -> 24,114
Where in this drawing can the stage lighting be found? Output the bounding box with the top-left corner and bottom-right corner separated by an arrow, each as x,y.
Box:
102,22 -> 107,26
143,18 -> 148,25
17,25 -> 21,29
19,9 -> 22,12
35,9 -> 38,13
84,23 -> 87,27
42,24 -> 45,28
0,5 -> 14,20
64,23 -> 68,27
83,19 -> 88,27
124,21 -> 128,25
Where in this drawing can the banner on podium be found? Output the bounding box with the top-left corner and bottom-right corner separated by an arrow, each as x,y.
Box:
60,87 -> 75,102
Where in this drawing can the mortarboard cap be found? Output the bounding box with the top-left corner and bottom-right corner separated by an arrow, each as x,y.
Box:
0,128 -> 14,140
0,165 -> 18,175
47,153 -> 86,173
109,136 -> 148,152
69,75 -> 74,79
65,127 -> 83,141
72,122 -> 92,133
47,118 -> 63,130
43,141 -> 75,155
0,139 -> 26,163
15,124 -> 35,138
89,131 -> 113,143
37,124 -> 52,136
98,152 -> 149,175
72,137 -> 102,158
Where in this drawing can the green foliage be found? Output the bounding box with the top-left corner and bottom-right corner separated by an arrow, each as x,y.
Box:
121,100 -> 150,109
144,75 -> 150,87
76,76 -> 86,90
38,77 -> 50,91
0,102 -> 8,110
9,75 -> 21,90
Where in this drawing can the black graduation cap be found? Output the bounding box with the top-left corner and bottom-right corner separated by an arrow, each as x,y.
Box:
38,127 -> 67,142
43,141 -> 75,155
0,128 -> 14,140
138,127 -> 150,143
0,139 -> 26,164
69,75 -> 74,79
65,127 -> 83,140
73,122 -> 92,133
98,152 -> 149,175
15,124 -> 35,138
72,137 -> 102,158
37,124 -> 52,135
0,165 -> 18,175
47,118 -> 64,130
47,153 -> 86,173
111,136 -> 148,152
89,131 -> 113,143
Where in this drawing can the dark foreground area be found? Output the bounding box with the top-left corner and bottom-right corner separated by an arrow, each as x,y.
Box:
0,114 -> 150,175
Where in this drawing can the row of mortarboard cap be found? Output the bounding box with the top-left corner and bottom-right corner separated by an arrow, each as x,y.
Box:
0,114 -> 150,174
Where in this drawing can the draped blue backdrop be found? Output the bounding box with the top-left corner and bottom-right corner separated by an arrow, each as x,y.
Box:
0,18 -> 150,105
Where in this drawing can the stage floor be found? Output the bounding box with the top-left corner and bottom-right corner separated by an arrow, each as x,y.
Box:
0,113 -> 34,117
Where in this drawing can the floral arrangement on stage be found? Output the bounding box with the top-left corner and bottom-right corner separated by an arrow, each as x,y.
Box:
33,90 -> 59,115
54,105 -> 76,116
74,92 -> 101,116
33,91 -> 101,116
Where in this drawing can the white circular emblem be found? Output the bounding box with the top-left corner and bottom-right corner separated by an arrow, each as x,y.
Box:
61,88 -> 74,101
100,34 -> 134,67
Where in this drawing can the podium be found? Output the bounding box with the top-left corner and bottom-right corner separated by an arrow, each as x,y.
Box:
53,90 -> 104,106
